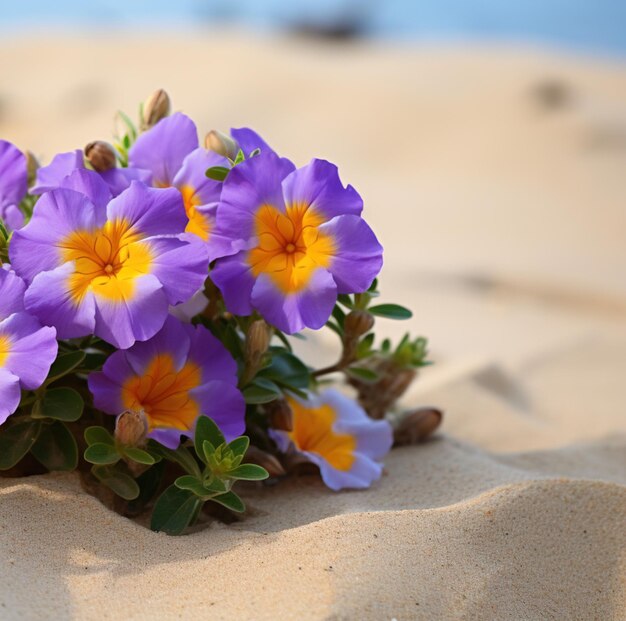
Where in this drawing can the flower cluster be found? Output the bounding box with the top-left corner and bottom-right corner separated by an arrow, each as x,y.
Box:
0,90 -> 436,535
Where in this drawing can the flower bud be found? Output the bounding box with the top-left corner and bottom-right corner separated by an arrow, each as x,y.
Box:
393,407 -> 442,446
267,399 -> 293,432
244,446 -> 286,477
204,130 -> 238,160
84,141 -> 117,172
141,88 -> 171,130
344,310 -> 374,339
245,319 -> 270,367
114,409 -> 148,447
25,151 -> 39,186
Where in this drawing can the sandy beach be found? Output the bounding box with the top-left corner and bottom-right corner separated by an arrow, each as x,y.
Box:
0,32 -> 625,619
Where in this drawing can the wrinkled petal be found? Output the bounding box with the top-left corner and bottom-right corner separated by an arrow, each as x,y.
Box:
0,312 -> 57,390
129,112 -> 198,186
319,215 -> 383,294
282,158 -> 363,219
25,262 -> 96,339
58,168 -> 112,210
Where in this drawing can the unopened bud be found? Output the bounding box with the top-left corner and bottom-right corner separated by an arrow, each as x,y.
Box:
393,407 -> 442,446
244,446 -> 286,477
344,310 -> 374,339
245,320 -> 270,366
115,409 -> 148,447
267,399 -> 293,432
204,130 -> 238,160
84,141 -> 117,172
25,151 -> 39,186
142,88 -> 171,130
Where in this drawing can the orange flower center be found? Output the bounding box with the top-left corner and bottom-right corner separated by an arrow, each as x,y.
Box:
0,334 -> 11,368
121,353 -> 202,432
248,203 -> 335,293
286,396 -> 356,471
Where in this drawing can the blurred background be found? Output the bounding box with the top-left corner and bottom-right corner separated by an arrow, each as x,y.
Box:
1,1 -> 625,447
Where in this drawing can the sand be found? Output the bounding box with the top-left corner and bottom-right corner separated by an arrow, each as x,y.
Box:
0,32 -> 625,620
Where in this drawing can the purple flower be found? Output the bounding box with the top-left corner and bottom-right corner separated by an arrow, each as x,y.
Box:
88,316 -> 245,449
210,152 -> 383,333
9,171 -> 209,349
271,389 -> 393,491
31,149 -> 150,198
129,113 -> 274,247
0,268 -> 58,424
0,140 -> 27,231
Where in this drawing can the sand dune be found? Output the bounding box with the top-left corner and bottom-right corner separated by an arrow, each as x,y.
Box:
0,32 -> 625,619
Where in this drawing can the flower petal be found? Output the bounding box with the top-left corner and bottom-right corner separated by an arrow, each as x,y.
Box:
0,140 -> 27,208
230,127 -> 274,157
282,158 -> 363,220
129,112 -> 198,186
187,324 -> 238,386
24,262 -> 96,339
0,312 -> 57,389
0,368 -> 21,425
0,269 -> 26,320
191,381 -> 246,442
173,147 -> 225,208
31,150 -> 83,195
319,214 -> 383,294
88,351 -> 135,415
210,252 -> 256,316
58,168 -> 112,210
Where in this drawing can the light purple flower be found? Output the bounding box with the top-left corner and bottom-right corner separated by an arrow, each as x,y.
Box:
0,140 -> 27,231
31,149 -> 150,198
10,171 -> 209,349
271,389 -> 393,491
210,152 -> 383,333
129,113 -> 275,248
0,268 -> 58,424
88,315 -> 245,449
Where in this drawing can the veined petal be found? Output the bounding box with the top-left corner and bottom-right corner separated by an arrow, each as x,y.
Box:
106,182 -> 187,238
282,158 -> 363,220
0,368 -> 21,425
24,262 -> 97,339
93,273 -> 169,349
9,188 -> 104,283
318,215 -> 383,294
129,112 -> 198,186
0,313 -> 57,390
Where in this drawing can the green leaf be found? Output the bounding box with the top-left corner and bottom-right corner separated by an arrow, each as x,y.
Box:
84,426 -> 114,446
202,440 -> 217,465
210,490 -> 245,513
126,460 -> 165,514
151,485 -> 202,535
227,436 -> 250,457
368,304 -> 413,320
0,420 -> 41,470
205,166 -> 230,181
243,378 -> 282,404
33,387 -> 84,422
260,352 -> 309,389
194,416 -> 225,463
272,329 -> 293,352
92,465 -> 140,500
346,366 -> 379,383
81,352 -> 108,371
122,447 -> 156,465
153,444 -> 202,478
174,475 -> 215,498
337,294 -> 354,309
84,443 -> 120,465
233,149 -> 245,165
45,351 -> 86,385
227,464 -> 269,481
31,421 -> 78,471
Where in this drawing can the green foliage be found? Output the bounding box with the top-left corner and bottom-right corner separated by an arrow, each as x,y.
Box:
45,351 -> 86,385
32,387 -> 84,422
150,416 -> 268,535
30,421 -> 78,471
0,419 -> 41,470
205,166 -> 230,181
368,304 -> 413,320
